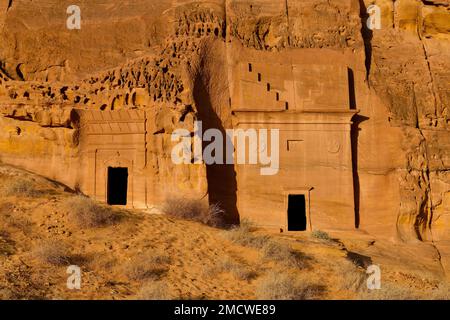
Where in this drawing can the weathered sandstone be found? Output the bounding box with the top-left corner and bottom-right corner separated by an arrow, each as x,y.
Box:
0,1 -> 449,272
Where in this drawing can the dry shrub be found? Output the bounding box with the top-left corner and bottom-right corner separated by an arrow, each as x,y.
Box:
65,196 -> 120,228
224,220 -> 271,248
7,216 -> 33,234
88,253 -> 117,272
336,262 -> 450,300
358,283 -> 420,300
162,196 -> 226,228
1,203 -> 33,234
232,266 -> 258,281
3,178 -> 42,197
125,253 -> 171,281
256,272 -> 324,300
262,241 -> 309,269
137,280 -> 171,300
225,222 -> 309,269
335,262 -> 367,292
203,256 -> 258,281
33,240 -> 71,266
0,231 -> 15,256
237,219 -> 257,232
358,282 -> 449,300
311,230 -> 331,241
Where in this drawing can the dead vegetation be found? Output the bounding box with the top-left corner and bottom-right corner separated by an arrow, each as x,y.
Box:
137,280 -> 171,300
333,260 -> 450,300
0,202 -> 34,235
335,261 -> 367,292
256,271 -> 324,300
6,216 -> 33,235
311,230 -> 332,241
32,240 -> 71,266
355,277 -> 450,300
357,283 -> 420,300
0,166 -> 448,300
222,222 -> 318,298
224,219 -> 271,248
261,241 -> 309,269
65,196 -> 121,228
125,253 -> 171,281
0,230 -> 15,256
202,256 -> 258,281
162,196 -> 226,228
225,220 -> 310,269
2,178 -> 42,198
0,266 -> 49,300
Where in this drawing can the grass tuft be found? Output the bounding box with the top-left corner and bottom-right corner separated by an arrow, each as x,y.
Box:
137,280 -> 171,300
125,253 -> 171,281
311,230 -> 331,241
162,196 -> 226,228
3,178 -> 42,198
224,220 -> 271,248
65,196 -> 121,228
261,241 -> 309,269
33,240 -> 71,266
256,272 -> 324,300
336,262 -> 367,292
202,256 -> 258,281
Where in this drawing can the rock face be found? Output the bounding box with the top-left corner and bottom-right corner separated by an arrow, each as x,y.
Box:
0,0 -> 449,262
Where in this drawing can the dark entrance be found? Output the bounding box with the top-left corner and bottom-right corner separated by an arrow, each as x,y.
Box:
287,194 -> 307,231
107,167 -> 128,205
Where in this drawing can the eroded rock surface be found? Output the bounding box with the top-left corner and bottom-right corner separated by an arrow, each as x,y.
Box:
0,0 -> 449,271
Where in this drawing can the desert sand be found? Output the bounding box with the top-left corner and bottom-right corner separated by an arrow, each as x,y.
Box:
0,164 -> 448,300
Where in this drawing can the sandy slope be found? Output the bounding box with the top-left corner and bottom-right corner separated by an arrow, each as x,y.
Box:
0,164 -> 448,300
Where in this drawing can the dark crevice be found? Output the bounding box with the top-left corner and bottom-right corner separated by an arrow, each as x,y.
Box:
153,128 -> 165,135
0,64 -> 13,80
414,7 -> 442,257
421,0 -> 448,7
348,68 -> 357,110
358,0 -> 373,84
285,0 -> 291,46
179,105 -> 194,122
15,64 -> 25,81
351,115 -> 369,229
193,60 -> 239,225
346,251 -> 373,269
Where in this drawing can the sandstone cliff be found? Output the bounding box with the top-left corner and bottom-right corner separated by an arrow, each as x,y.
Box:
0,0 -> 449,273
